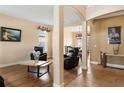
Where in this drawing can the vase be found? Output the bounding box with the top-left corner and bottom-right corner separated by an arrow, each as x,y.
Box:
113,50 -> 119,55
34,56 -> 39,63
113,44 -> 120,55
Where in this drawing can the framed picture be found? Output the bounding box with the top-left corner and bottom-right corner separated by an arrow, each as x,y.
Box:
0,27 -> 21,42
108,26 -> 121,44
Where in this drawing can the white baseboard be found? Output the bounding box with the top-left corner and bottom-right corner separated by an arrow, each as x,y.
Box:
107,63 -> 124,69
90,61 -> 99,65
0,61 -> 23,68
53,83 -> 64,87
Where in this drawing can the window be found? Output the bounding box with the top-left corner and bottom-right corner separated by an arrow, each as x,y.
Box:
75,33 -> 82,48
38,31 -> 48,52
77,37 -> 82,48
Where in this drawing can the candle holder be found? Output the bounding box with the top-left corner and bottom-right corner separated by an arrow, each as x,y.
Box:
38,26 -> 50,32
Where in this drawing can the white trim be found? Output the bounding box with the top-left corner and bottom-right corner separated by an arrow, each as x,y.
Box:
53,83 -> 64,87
107,63 -> 124,69
90,61 -> 99,64
0,61 -> 23,68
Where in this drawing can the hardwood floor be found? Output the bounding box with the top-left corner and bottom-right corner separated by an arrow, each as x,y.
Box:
0,63 -> 124,87
0,65 -> 53,87
66,64 -> 124,87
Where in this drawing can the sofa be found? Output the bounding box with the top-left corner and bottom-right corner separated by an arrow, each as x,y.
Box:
64,47 -> 79,70
0,76 -> 5,87
30,46 -> 47,61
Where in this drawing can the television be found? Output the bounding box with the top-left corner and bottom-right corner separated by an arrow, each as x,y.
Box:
0,27 -> 21,42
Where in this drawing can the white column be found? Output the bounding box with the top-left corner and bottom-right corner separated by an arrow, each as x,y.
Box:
82,21 -> 88,70
52,5 -> 64,87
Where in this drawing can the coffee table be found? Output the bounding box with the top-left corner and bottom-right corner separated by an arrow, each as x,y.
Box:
20,59 -> 52,78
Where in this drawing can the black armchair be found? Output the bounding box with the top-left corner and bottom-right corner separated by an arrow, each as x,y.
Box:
64,47 -> 79,70
30,46 -> 47,61
0,76 -> 5,87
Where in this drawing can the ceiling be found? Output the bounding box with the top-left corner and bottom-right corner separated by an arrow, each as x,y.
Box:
95,10 -> 124,19
0,5 -> 82,27
64,25 -> 82,32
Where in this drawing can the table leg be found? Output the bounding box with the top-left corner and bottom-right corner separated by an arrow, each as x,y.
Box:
37,66 -> 40,78
47,65 -> 49,72
103,53 -> 107,68
104,54 -> 107,67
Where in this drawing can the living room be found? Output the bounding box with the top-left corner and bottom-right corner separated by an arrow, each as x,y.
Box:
0,5 -> 84,87
0,5 -> 124,88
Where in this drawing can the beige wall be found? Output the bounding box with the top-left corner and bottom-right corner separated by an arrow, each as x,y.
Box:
64,31 -> 81,48
64,31 -> 73,46
47,30 -> 52,58
72,32 -> 77,47
0,14 -> 52,65
91,16 -> 124,65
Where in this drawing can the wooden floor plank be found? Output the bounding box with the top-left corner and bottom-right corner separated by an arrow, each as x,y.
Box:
0,64 -> 124,87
